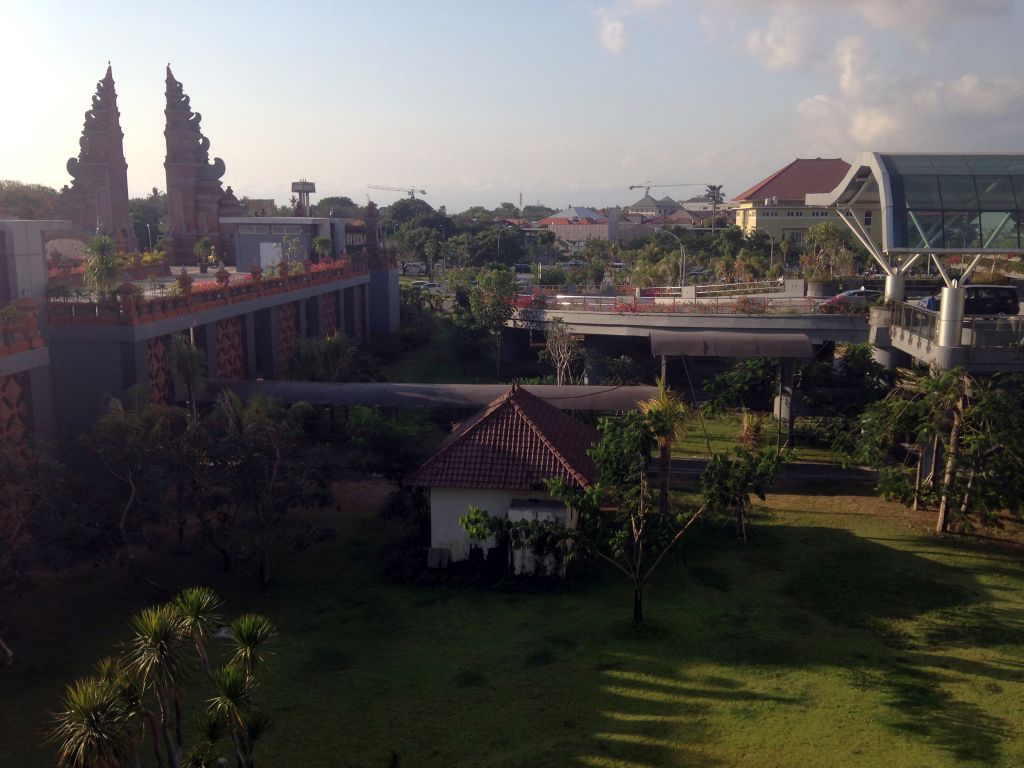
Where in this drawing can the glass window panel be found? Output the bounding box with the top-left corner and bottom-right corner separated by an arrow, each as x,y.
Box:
906,211 -> 943,249
980,211 -> 1019,249
941,211 -> 980,250
938,175 -> 979,209
975,175 -> 1017,209
931,156 -> 972,174
966,157 -> 1009,175
890,155 -> 935,174
1003,158 -> 1024,174
902,175 -> 943,208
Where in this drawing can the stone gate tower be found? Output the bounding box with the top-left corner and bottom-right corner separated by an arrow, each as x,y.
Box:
57,65 -> 135,249
163,66 -> 239,265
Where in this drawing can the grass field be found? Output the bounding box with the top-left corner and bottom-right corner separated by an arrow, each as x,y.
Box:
674,411 -> 837,463
3,480 -> 1023,768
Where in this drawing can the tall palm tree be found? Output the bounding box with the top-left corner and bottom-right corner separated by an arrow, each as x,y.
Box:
208,664 -> 254,767
84,236 -> 124,297
230,614 -> 276,679
51,676 -> 134,768
126,605 -> 188,767
640,377 -> 689,515
172,587 -> 222,678
170,335 -> 206,422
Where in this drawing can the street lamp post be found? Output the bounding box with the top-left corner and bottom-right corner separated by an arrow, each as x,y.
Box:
496,225 -> 514,263
654,228 -> 687,289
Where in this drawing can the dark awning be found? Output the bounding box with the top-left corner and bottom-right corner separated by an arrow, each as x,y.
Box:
208,381 -> 659,411
650,331 -> 815,358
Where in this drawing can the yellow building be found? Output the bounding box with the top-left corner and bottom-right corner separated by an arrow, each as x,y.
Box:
733,158 -> 882,250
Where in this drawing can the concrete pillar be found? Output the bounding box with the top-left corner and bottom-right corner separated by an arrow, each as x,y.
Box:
773,358 -> 795,449
297,298 -> 309,338
27,366 -> 55,436
937,286 -> 965,348
884,272 -> 906,302
306,294 -> 322,338
200,323 -> 217,379
244,312 -> 258,378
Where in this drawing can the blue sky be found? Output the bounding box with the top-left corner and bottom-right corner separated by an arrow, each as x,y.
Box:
3,0 -> 1022,211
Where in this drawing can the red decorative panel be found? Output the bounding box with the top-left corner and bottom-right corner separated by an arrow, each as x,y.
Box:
216,316 -> 245,379
147,336 -> 171,405
277,302 -> 298,371
0,374 -> 28,446
322,292 -> 338,337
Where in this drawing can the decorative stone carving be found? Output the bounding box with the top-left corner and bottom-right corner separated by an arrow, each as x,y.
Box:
164,66 -> 236,265
215,317 -> 246,379
56,65 -> 135,248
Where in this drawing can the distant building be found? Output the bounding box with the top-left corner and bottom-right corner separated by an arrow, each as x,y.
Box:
732,158 -> 880,248
538,206 -> 655,253
626,194 -> 682,219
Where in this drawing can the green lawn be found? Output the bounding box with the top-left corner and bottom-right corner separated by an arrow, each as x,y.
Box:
3,482 -> 1024,767
675,411 -> 837,463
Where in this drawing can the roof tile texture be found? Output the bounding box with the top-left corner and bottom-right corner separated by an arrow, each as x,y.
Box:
406,385 -> 599,490
733,158 -> 851,202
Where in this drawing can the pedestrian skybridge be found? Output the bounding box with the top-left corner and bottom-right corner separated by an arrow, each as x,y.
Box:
807,152 -> 1024,256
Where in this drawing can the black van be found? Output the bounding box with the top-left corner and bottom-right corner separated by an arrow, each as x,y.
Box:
964,285 -> 1020,315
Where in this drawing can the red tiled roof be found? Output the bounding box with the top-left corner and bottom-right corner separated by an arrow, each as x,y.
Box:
405,385 -> 599,490
733,158 -> 851,202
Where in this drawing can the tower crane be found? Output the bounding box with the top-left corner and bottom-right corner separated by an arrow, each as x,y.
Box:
628,181 -> 711,197
367,185 -> 427,199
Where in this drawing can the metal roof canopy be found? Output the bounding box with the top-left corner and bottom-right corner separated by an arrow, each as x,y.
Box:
650,332 -> 815,358
209,381 -> 659,411
807,151 -> 1024,256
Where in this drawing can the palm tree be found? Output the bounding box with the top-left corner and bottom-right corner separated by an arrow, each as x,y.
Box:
172,587 -> 222,678
208,664 -> 254,767
640,377 -> 689,515
193,236 -> 216,274
170,335 -> 206,422
312,235 -> 333,262
51,676 -> 134,768
126,605 -> 188,767
230,614 -> 276,679
83,236 -> 123,297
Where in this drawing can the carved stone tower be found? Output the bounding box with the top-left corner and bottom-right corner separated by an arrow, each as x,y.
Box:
163,66 -> 235,264
57,65 -> 135,249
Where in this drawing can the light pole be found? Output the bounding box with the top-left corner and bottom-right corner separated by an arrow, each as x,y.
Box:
654,228 -> 687,288
496,224 -> 514,263
753,227 -> 774,274
146,224 -> 153,251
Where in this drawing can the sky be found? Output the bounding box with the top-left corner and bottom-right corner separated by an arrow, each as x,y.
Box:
2,0 -> 1023,212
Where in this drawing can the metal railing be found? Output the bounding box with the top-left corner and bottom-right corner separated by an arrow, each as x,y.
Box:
890,302 -> 938,344
517,294 -> 825,315
889,301 -> 1024,360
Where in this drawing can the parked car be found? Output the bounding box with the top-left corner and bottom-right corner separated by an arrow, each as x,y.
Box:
410,280 -> 429,289
824,288 -> 881,308
917,285 -> 1020,315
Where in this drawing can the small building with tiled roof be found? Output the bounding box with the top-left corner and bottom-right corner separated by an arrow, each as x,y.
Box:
406,384 -> 599,565
732,157 -> 882,251
626,194 -> 681,220
538,206 -> 607,226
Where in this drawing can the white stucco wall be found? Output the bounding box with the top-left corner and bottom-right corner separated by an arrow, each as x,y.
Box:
431,487 -> 562,562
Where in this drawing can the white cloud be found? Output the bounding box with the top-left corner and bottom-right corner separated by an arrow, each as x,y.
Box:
594,0 -> 672,55
598,15 -> 627,54
742,11 -> 813,69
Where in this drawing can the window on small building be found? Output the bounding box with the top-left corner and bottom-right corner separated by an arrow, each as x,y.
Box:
864,210 -> 873,227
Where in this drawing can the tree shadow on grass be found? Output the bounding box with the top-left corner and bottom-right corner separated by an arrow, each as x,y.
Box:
571,652 -> 800,768
679,524 -> 1019,765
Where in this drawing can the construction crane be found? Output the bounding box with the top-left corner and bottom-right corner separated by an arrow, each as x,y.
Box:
628,181 -> 711,197
367,185 -> 427,200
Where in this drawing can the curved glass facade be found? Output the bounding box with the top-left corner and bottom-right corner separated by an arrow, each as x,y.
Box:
881,154 -> 1024,252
